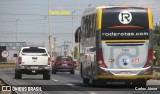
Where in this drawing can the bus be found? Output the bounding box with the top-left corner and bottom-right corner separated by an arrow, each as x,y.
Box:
75,6 -> 154,86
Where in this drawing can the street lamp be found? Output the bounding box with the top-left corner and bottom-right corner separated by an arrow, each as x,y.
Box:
72,11 -> 76,59
16,19 -> 19,53
77,0 -> 80,65
48,0 -> 52,58
77,0 -> 79,27
88,4 -> 92,7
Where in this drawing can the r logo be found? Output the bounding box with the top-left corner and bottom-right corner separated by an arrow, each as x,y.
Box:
118,11 -> 132,24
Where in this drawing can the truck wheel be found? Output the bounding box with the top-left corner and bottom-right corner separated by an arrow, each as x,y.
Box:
70,70 -> 75,75
43,73 -> 51,80
15,71 -> 22,79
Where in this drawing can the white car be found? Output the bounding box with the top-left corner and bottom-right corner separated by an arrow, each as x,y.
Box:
14,47 -> 51,80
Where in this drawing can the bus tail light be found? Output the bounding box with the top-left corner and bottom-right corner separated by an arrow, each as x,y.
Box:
98,48 -> 107,68
143,8 -> 148,11
102,8 -> 107,11
144,49 -> 153,72
18,57 -> 22,64
144,48 -> 153,67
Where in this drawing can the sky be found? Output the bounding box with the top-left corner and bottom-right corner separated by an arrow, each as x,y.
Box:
0,0 -> 160,57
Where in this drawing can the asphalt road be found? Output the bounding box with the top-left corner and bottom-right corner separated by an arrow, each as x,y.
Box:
0,68 -> 160,94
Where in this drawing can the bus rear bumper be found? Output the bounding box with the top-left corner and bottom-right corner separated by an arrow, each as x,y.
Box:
95,75 -> 153,80
99,66 -> 153,76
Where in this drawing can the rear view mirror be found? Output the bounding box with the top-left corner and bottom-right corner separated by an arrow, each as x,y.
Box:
75,27 -> 81,43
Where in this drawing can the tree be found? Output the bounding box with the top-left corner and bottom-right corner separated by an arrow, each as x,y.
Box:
71,46 -> 78,59
74,46 -> 78,58
154,25 -> 160,46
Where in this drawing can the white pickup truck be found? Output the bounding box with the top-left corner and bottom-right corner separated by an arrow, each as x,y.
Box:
14,47 -> 51,80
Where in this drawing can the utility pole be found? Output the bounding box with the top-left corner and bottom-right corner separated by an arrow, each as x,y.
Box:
53,36 -> 56,52
43,16 -> 47,46
48,0 -> 52,58
72,11 -> 76,59
77,0 -> 80,66
63,41 -> 68,56
53,36 -> 56,58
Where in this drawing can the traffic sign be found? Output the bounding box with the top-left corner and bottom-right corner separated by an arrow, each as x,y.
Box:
1,50 -> 9,58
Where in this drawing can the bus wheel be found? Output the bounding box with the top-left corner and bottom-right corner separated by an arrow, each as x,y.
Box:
80,64 -> 83,77
90,78 -> 96,86
91,79 -> 104,86
132,79 -> 147,86
125,81 -> 131,85
139,80 -> 147,86
83,78 -> 90,84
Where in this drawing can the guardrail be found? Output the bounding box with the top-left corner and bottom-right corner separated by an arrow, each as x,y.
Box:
153,67 -> 160,71
0,63 -> 15,68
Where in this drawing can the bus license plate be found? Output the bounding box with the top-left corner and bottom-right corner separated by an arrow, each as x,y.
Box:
121,71 -> 130,75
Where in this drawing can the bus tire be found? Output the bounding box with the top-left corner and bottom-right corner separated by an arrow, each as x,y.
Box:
91,79 -> 104,86
80,63 -> 83,77
125,81 -> 131,85
90,64 -> 96,86
132,79 -> 146,86
83,78 -> 90,84
90,78 -> 96,86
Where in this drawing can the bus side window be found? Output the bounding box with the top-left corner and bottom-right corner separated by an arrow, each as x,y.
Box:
88,15 -> 92,38
84,16 -> 88,38
93,14 -> 96,37
82,17 -> 85,38
86,16 -> 90,38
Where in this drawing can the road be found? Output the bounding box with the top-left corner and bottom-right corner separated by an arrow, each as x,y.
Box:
0,68 -> 160,94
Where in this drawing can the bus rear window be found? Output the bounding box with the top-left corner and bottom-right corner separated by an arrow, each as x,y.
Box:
101,8 -> 149,40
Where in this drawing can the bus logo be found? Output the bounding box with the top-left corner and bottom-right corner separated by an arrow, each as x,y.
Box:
118,11 -> 132,24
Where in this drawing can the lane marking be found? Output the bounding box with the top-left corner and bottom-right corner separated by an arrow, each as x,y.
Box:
88,91 -> 97,94
52,79 -> 58,81
66,83 -> 74,86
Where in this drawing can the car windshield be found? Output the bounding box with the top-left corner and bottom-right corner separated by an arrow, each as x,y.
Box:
56,56 -> 72,61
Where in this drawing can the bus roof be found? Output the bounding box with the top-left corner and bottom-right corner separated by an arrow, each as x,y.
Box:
83,6 -> 148,16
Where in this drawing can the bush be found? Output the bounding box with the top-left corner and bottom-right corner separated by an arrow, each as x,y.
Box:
154,46 -> 160,66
